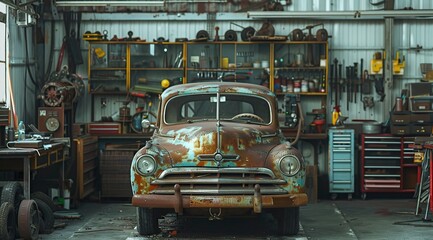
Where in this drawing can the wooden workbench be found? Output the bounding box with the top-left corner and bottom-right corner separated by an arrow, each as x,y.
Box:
0,142 -> 65,199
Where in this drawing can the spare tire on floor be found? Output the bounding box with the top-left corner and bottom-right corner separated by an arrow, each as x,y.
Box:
18,199 -> 40,240
31,191 -> 57,212
0,202 -> 16,240
32,198 -> 54,234
1,181 -> 24,212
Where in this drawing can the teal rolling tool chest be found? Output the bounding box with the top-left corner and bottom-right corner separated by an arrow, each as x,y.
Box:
328,129 -> 355,200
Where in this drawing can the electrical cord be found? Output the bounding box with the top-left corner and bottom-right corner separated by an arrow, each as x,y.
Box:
44,20 -> 55,84
290,102 -> 304,146
23,28 -> 37,88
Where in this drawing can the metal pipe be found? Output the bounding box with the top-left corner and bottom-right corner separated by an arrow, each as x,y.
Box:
55,0 -> 164,7
166,0 -> 227,2
247,10 -> 433,20
77,12 -> 250,21
330,47 -> 384,51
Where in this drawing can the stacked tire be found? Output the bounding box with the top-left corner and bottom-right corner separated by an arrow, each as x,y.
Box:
0,181 -> 57,239
0,181 -> 24,240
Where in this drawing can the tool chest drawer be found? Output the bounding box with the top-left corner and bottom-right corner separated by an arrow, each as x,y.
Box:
360,134 -> 417,199
328,129 -> 355,199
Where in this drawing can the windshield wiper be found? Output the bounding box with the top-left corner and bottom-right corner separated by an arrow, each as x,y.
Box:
221,119 -> 265,125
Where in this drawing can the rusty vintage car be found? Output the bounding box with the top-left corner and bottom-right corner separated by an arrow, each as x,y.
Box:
130,82 -> 307,236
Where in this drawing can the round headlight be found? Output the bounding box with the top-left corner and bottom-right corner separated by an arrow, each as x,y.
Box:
279,155 -> 301,177
135,155 -> 157,176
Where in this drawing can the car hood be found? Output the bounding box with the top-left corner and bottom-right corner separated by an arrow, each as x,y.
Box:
153,122 -> 282,167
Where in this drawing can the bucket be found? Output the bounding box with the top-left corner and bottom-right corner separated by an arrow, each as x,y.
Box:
362,122 -> 382,134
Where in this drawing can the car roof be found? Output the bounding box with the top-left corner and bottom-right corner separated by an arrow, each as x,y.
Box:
161,82 -> 275,100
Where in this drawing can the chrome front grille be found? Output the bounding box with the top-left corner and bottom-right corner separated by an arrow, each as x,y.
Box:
150,167 -> 287,195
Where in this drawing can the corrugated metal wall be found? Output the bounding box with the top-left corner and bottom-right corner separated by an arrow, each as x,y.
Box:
65,17 -> 422,124
6,0 -> 433,126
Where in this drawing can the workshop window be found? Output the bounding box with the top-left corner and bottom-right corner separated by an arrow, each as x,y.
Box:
0,3 -> 6,104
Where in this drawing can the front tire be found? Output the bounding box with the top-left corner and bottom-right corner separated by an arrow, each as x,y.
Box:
275,207 -> 300,236
137,207 -> 159,235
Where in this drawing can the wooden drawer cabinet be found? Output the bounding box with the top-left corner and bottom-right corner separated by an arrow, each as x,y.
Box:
73,135 -> 99,199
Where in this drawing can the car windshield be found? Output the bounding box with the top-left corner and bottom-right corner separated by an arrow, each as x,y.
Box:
164,93 -> 271,125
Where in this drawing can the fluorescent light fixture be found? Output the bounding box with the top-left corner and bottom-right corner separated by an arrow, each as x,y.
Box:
55,0 -> 165,7
247,10 -> 433,20
166,0 -> 226,2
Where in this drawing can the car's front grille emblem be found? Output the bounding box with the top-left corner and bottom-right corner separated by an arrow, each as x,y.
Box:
198,153 -> 240,166
214,153 -> 223,162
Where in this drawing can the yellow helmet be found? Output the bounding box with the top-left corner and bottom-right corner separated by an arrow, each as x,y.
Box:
161,79 -> 170,88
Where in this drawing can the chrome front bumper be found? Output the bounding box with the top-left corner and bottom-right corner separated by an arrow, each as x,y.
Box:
132,184 -> 308,214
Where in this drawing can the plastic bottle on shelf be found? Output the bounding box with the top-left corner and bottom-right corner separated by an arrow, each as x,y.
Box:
18,121 -> 25,141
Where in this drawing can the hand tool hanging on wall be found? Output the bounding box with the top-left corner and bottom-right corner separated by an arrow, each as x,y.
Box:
56,39 -> 67,72
330,63 -> 334,104
333,58 -> 339,104
350,65 -> 355,104
339,63 -> 343,102
360,58 -> 364,102
362,96 -> 375,110
353,62 -> 358,104
362,70 -> 371,95
337,62 -> 342,104
332,58 -> 342,125
346,66 -> 350,111
374,76 -> 386,102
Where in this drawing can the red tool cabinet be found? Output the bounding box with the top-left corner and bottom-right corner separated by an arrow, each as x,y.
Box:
360,134 -> 417,199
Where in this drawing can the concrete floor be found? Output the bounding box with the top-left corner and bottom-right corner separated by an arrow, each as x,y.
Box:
39,197 -> 433,240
